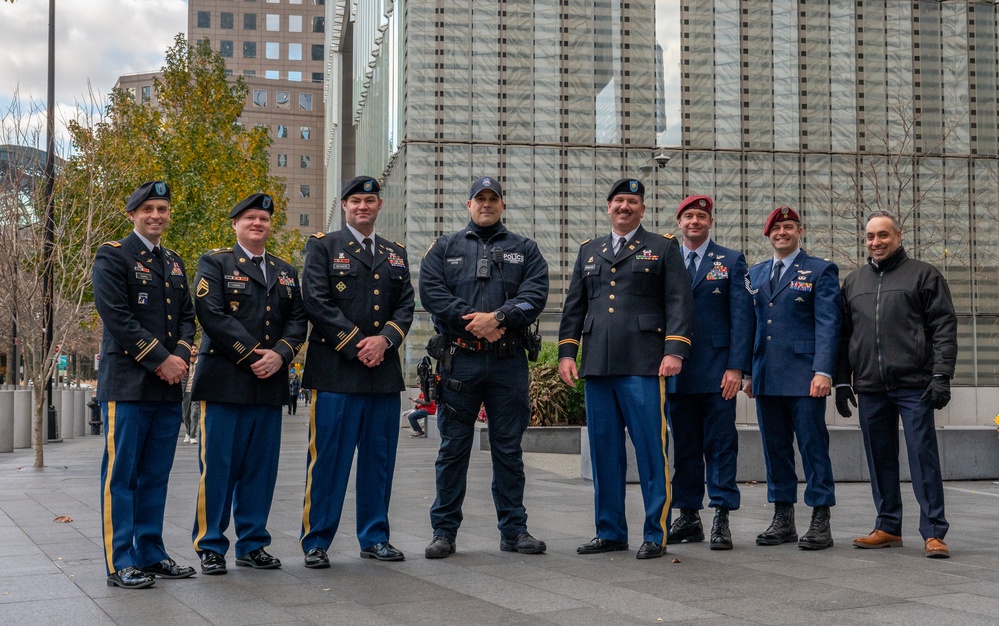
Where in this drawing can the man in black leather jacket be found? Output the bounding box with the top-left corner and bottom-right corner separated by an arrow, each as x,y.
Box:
834,210 -> 957,558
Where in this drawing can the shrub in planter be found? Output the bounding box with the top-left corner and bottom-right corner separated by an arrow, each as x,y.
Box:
529,342 -> 586,426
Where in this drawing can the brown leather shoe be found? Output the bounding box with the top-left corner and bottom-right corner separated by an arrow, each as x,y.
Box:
925,538 -> 950,559
852,529 -> 903,549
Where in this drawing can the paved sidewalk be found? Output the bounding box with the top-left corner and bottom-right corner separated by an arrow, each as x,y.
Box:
1,413 -> 997,625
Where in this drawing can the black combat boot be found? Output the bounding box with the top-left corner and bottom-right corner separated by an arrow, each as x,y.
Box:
798,505 -> 833,550
756,502 -> 797,546
666,509 -> 704,545
710,508 -> 733,550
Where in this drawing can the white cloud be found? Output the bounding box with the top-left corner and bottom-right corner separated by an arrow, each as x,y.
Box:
0,0 -> 187,144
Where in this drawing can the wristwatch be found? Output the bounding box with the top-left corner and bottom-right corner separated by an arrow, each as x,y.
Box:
493,310 -> 506,325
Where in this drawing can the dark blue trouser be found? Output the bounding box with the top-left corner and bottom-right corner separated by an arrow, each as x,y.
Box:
407,409 -> 430,433
192,402 -> 282,557
668,392 -> 741,511
100,401 -> 181,575
585,376 -> 671,544
755,395 -> 836,507
300,391 -> 400,551
858,389 -> 948,540
431,350 -> 530,541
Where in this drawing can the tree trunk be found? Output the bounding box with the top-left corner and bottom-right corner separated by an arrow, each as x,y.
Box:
32,385 -> 46,468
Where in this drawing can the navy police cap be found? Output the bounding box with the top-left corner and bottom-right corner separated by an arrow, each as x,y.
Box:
468,176 -> 503,201
230,193 -> 274,218
126,180 -> 170,212
607,178 -> 645,201
341,176 -> 380,200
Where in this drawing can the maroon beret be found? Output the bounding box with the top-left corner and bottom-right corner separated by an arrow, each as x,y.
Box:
676,195 -> 713,219
763,205 -> 800,235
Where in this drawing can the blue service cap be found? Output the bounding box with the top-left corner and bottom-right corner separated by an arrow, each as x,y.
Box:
607,178 -> 645,201
341,176 -> 380,200
468,176 -> 503,200
230,193 -> 274,218
126,181 -> 170,212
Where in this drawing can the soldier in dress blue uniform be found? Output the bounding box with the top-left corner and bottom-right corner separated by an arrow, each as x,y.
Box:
298,176 -> 415,568
419,176 -> 549,559
744,206 -> 841,550
191,193 -> 307,575
558,178 -> 693,560
667,195 -> 753,550
93,180 -> 197,589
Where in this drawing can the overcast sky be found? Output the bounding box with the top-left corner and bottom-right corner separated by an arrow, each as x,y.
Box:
0,0 -> 187,146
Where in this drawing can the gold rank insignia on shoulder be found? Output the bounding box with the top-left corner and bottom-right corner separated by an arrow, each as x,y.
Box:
311,232 -> 326,239
209,248 -> 231,255
580,239 -> 591,246
663,233 -> 675,239
394,241 -> 405,249
196,277 -> 210,297
101,241 -> 122,248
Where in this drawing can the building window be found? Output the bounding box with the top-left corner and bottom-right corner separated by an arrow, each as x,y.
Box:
313,0 -> 325,5
300,156 -> 311,169
225,69 -> 233,77
288,43 -> 302,61
243,69 -> 256,77
299,93 -> 312,111
244,13 -> 256,30
288,71 -> 302,82
266,0 -> 279,3
312,16 -> 325,32
140,85 -> 151,103
290,0 -> 303,5
311,44 -> 324,61
266,14 -> 280,31
289,15 -> 303,32
197,11 -> 210,28
276,92 -> 290,109
265,70 -> 279,80
311,72 -> 323,83
221,12 -> 234,29
243,41 -> 257,58
277,124 -> 288,138
300,185 -> 311,198
220,41 -> 234,58
252,89 -> 267,108
300,126 -> 310,140
299,213 -> 310,226
277,154 -> 287,167
266,42 -> 279,59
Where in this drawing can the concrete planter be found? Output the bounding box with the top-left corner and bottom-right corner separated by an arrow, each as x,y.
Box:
0,391 -> 13,453
479,425 -> 582,455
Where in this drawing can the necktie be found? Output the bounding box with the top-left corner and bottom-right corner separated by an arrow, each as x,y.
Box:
362,237 -> 374,263
770,259 -> 784,293
151,246 -> 161,259
614,236 -> 627,256
251,255 -> 263,269
687,251 -> 698,284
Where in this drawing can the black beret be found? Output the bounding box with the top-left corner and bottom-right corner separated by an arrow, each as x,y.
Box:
468,176 -> 503,200
607,178 -> 645,201
341,176 -> 380,200
230,193 -> 274,218
126,181 -> 170,212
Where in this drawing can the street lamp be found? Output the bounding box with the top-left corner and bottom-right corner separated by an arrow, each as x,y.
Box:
640,149 -> 673,229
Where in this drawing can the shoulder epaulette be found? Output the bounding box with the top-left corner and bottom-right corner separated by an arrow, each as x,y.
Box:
394,241 -> 405,249
663,233 -> 675,239
579,238 -> 591,246
270,254 -> 288,264
311,232 -> 326,239
100,241 -> 122,248
209,247 -> 232,256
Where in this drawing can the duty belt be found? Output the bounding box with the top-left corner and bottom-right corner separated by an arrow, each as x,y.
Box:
449,335 -> 526,353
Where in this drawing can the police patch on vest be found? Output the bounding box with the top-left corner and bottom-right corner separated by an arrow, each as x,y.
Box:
503,252 -> 525,264
790,280 -> 813,292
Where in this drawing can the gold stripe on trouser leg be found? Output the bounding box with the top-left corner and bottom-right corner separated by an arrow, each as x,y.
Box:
102,402 -> 117,573
193,401 -> 209,551
658,377 -> 672,539
300,390 -> 319,543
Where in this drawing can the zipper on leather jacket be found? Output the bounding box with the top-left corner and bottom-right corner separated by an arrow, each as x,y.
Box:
875,271 -> 887,387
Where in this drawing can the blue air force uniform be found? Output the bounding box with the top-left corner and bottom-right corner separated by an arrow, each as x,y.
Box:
94,182 -> 195,578
747,249 -> 841,507
668,238 -> 752,513
191,195 -> 307,560
299,217 -> 415,555
559,187 -> 694,548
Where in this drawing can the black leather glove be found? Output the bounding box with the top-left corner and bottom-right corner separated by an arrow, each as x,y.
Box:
920,377 -> 951,410
834,386 -> 857,418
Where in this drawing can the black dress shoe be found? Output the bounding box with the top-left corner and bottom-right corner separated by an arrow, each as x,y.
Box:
500,532 -> 547,554
304,547 -> 330,569
141,558 -> 196,579
667,509 -> 704,545
107,566 -> 155,589
798,506 -> 833,550
710,508 -> 734,551
636,541 -> 667,559
756,502 -> 797,546
360,541 -> 405,562
425,536 -> 456,559
576,537 -> 629,554
199,550 -> 227,575
235,548 -> 282,569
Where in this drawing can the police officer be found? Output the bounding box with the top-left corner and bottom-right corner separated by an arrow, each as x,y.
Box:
558,178 -> 693,559
299,176 -> 415,568
744,206 -> 841,550
667,195 -> 753,550
191,193 -> 307,575
419,176 -> 549,559
93,180 -> 196,589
